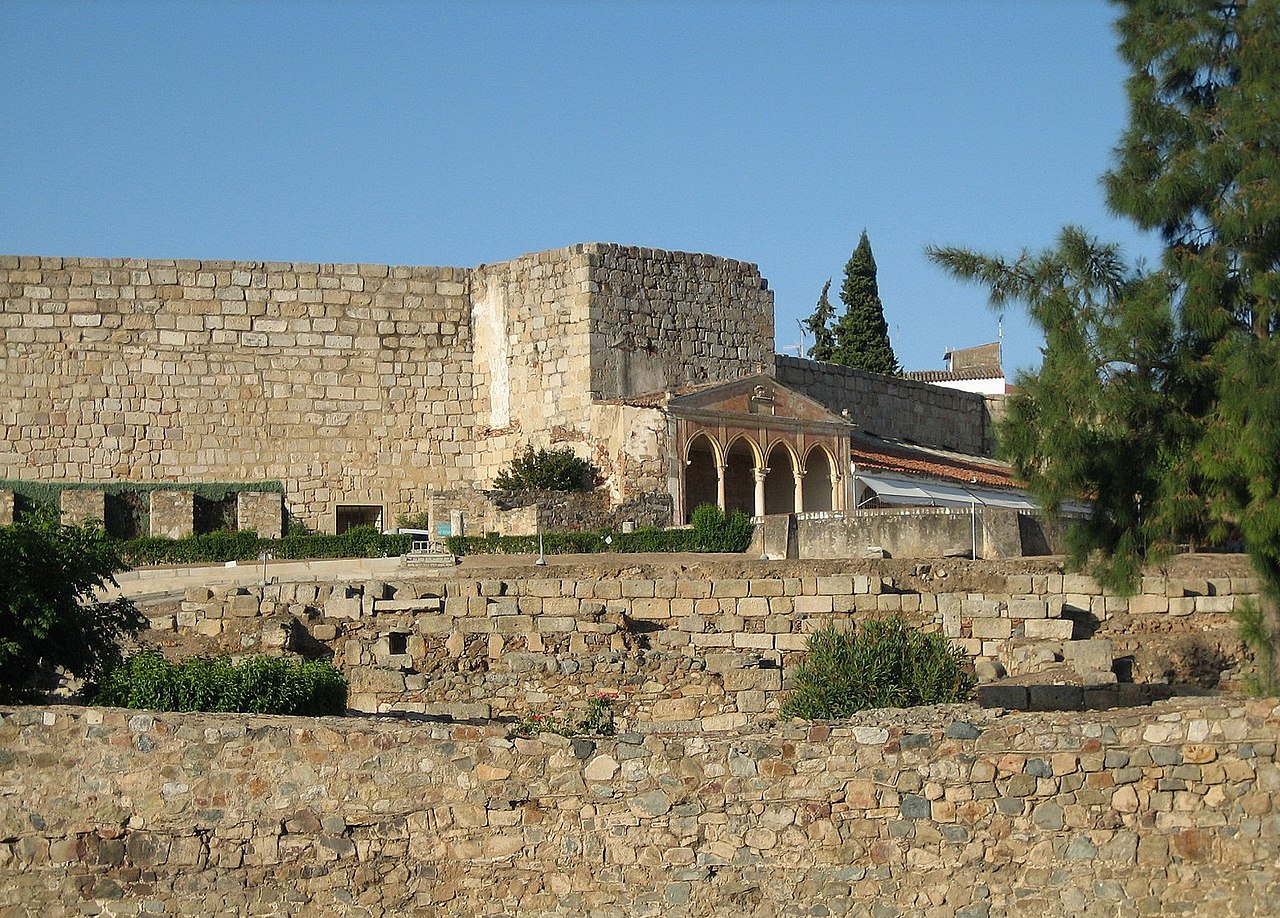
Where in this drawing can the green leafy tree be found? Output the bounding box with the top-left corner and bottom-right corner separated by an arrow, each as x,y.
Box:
494,445 -> 596,492
803,279 -> 837,362
0,510 -> 144,702
930,0 -> 1280,684
832,230 -> 900,375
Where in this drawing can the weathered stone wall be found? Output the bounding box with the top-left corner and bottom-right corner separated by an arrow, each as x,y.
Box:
0,488 -> 12,525
790,507 -> 1062,560
426,487 -> 674,537
0,246 -> 777,531
58,488 -> 104,525
2,698 -> 1277,917
586,246 -> 775,400
0,255 -> 474,530
470,248 -> 596,484
148,490 -> 193,539
236,491 -> 283,538
776,354 -> 999,455
156,563 -> 1258,721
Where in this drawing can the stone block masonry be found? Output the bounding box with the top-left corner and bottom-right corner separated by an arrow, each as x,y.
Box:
58,488 -> 103,524
148,489 -> 193,539
776,354 -> 998,456
236,490 -> 283,538
0,245 -> 779,530
1,698 -> 1277,916
162,559 -> 1261,722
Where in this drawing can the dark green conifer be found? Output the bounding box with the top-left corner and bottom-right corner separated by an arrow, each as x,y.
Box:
832,231 -> 899,375
803,279 -> 837,362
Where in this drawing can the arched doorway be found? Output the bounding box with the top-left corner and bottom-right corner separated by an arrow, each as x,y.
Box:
802,446 -> 835,512
763,442 -> 798,515
684,434 -> 720,523
723,438 -> 758,517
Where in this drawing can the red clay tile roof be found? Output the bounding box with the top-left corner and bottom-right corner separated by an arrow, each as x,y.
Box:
850,438 -> 1018,489
901,366 -> 1004,383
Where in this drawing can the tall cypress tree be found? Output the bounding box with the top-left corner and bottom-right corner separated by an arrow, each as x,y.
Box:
832,231 -> 899,375
803,279 -> 837,362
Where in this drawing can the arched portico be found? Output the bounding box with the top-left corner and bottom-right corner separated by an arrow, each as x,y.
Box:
802,445 -> 836,512
684,434 -> 721,523
764,442 -> 799,515
723,437 -> 758,517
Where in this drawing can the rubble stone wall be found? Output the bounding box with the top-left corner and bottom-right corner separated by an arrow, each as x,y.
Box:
2,698 -> 1277,917
776,354 -> 999,456
158,565 -> 1260,722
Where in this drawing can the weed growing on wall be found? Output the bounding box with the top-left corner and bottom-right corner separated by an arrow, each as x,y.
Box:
781,619 -> 975,719
1233,598 -> 1279,697
93,652 -> 347,716
511,692 -> 616,737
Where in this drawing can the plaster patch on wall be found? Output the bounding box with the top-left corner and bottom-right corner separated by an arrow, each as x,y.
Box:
472,277 -> 511,429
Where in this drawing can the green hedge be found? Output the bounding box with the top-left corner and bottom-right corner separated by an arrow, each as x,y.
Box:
93,652 -> 347,715
445,527 -> 701,557
117,526 -> 412,566
445,507 -> 754,557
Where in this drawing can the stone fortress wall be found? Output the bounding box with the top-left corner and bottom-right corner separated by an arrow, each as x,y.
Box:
2,698 -> 1276,916
3,245 -> 983,533
776,354 -> 998,456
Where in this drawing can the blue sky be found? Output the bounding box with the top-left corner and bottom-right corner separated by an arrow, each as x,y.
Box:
0,0 -> 1161,375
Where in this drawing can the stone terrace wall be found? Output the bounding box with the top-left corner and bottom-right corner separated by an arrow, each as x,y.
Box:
2,699 -> 1277,917
161,564 -> 1260,722
776,354 -> 998,456
0,255 -> 473,530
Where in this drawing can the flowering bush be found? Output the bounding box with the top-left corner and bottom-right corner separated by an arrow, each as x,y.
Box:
512,692 -> 617,737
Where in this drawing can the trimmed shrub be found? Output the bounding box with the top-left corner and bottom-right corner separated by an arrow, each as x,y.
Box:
781,619 -> 976,719
93,652 -> 347,716
445,526 -> 703,557
116,527 -> 412,566
690,504 -> 755,552
493,446 -> 596,492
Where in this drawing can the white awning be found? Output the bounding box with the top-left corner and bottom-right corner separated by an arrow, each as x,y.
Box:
855,472 -> 1044,511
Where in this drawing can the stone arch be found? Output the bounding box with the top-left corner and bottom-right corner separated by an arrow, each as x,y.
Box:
684,433 -> 722,523
763,441 -> 800,515
802,444 -> 837,512
723,435 -> 760,517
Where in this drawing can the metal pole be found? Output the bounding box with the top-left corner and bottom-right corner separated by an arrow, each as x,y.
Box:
535,519 -> 546,566
970,499 -> 978,561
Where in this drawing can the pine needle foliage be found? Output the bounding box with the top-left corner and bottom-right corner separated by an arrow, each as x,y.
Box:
929,0 -> 1280,683
780,619 -> 975,719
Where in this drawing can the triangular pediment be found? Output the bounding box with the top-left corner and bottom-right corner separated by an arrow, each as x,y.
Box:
656,375 -> 853,426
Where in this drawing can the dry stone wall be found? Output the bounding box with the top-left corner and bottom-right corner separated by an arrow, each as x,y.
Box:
2,698 -> 1277,917
157,563 -> 1259,722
